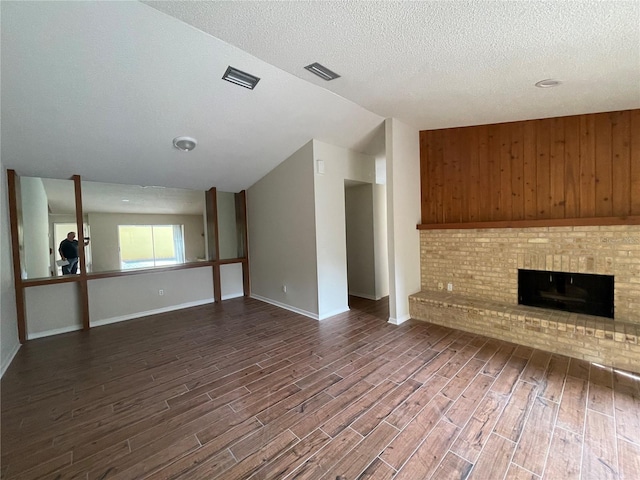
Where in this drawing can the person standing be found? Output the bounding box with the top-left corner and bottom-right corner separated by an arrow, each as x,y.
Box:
58,232 -> 89,275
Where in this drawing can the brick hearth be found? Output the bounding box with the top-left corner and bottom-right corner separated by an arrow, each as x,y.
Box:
411,225 -> 640,371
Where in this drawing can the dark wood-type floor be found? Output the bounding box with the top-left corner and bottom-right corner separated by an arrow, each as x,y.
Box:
1,296 -> 639,479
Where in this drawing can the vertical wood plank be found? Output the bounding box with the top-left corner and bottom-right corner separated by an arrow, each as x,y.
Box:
611,110 -> 632,216
488,124 -> 502,220
511,122 -> 525,220
458,128 -> 471,223
499,123 -> 513,221
523,120 -> 538,219
536,119 -> 552,218
631,109 -> 640,215
467,127 -> 480,221
442,129 -> 459,223
477,125 -> 491,222
579,114 -> 597,217
449,128 -> 464,223
550,117 -> 566,218
420,131 -> 431,224
595,112 -> 613,217
564,116 -> 581,218
418,109 -> 638,224
433,130 -> 445,223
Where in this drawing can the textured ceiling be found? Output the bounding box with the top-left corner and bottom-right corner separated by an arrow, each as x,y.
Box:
146,0 -> 640,128
2,1 -> 639,194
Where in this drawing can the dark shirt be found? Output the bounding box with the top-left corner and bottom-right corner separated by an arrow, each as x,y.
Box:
59,239 -> 79,259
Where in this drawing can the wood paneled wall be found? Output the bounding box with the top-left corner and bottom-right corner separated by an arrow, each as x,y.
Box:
420,109 -> 640,225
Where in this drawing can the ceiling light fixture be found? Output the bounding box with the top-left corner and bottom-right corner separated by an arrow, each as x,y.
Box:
304,62 -> 341,81
535,79 -> 561,88
173,136 -> 197,152
222,66 -> 260,89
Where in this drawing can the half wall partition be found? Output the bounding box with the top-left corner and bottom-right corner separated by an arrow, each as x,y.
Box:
7,170 -> 250,343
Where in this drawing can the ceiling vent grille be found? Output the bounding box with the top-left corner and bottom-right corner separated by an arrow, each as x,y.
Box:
222,66 -> 260,90
304,62 -> 340,81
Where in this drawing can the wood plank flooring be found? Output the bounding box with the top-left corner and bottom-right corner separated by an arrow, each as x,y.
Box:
1,296 -> 639,479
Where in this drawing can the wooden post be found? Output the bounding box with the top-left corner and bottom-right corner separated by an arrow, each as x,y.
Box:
237,190 -> 250,296
7,170 -> 27,343
207,188 -> 222,303
73,175 -> 90,330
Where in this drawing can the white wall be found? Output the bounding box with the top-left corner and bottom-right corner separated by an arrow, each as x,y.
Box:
87,212 -> 206,272
248,141 -> 320,318
1,164 -> 20,376
345,183 -> 376,299
373,181 -> 389,300
25,282 -> 82,338
220,263 -> 244,300
248,139 -> 386,320
385,118 -> 421,324
19,176 -> 51,279
88,267 -> 214,326
313,140 -> 376,318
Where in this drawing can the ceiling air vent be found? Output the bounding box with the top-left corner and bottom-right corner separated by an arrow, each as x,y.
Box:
222,66 -> 260,90
304,62 -> 340,81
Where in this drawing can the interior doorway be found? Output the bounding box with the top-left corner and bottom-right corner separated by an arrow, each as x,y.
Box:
344,181 -> 377,301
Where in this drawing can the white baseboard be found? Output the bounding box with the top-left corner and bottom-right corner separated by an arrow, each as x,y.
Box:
250,294 -> 319,321
1,342 -> 21,378
91,298 -> 215,328
222,292 -> 244,301
28,325 -> 83,340
348,291 -> 379,300
318,306 -> 350,320
388,313 -> 411,325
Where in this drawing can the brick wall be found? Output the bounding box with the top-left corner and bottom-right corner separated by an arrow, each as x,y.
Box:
420,225 -> 640,324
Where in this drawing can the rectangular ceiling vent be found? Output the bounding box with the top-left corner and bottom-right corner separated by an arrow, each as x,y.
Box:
222,66 -> 260,90
304,62 -> 340,81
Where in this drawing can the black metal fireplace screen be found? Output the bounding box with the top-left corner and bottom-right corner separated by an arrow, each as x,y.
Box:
518,269 -> 614,318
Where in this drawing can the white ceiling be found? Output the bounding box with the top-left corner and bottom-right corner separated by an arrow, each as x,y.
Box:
2,1 -> 639,194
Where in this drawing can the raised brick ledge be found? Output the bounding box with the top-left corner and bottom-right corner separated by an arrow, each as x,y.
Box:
409,290 -> 640,373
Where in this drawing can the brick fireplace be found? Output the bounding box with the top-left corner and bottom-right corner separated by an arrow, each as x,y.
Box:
410,225 -> 640,372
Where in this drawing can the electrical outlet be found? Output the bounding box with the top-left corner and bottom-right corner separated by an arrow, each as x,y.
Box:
438,282 -> 444,290
282,285 -> 287,293
447,283 -> 453,292
159,289 -> 164,296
